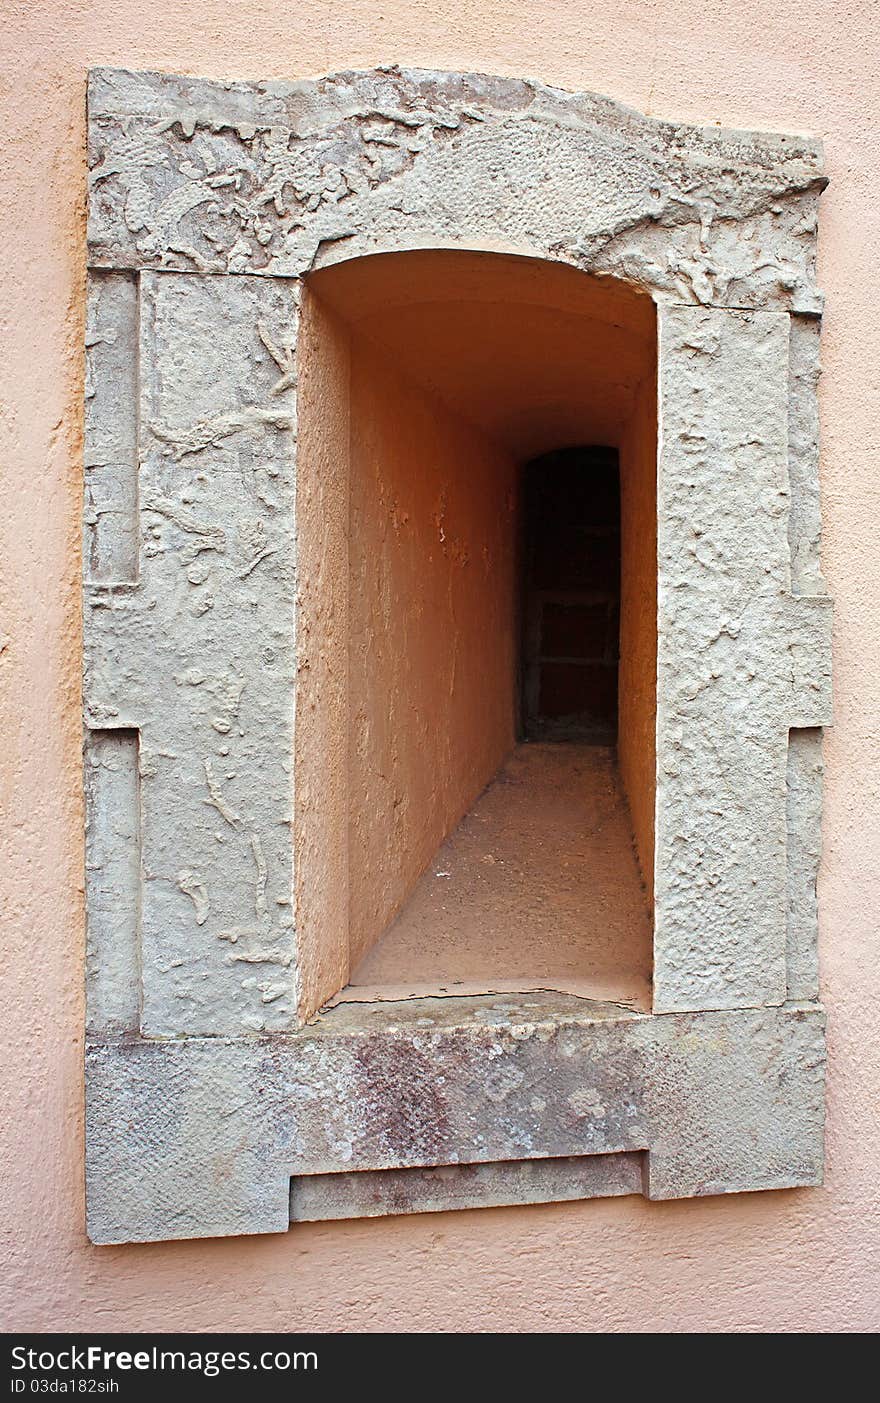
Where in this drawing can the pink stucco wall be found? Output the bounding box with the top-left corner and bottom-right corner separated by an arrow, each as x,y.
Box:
1,0 -> 878,1333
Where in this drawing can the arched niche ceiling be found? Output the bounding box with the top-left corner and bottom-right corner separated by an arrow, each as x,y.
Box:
308,250 -> 656,460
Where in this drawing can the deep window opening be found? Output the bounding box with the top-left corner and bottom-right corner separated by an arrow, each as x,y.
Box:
296,250 -> 657,1017
521,446 -> 621,745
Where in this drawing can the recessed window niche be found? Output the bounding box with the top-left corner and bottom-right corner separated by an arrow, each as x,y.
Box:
84,65 -> 830,1242
296,250 -> 657,1017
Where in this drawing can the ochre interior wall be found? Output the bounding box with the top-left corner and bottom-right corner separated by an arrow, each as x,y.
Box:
618,367 -> 658,903
294,292 -> 352,1019
346,325 -> 519,971
4,0 -> 877,1333
303,252 -> 655,1001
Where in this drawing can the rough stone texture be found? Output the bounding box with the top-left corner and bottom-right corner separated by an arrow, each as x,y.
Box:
83,66 -> 832,1241
86,67 -> 825,314
84,730 -> 140,1034
84,269 -> 299,1036
786,728 -> 823,1002
84,271 -> 139,582
787,315 -> 825,594
289,1152 -> 645,1222
654,305 -> 832,1012
86,994 -> 825,1243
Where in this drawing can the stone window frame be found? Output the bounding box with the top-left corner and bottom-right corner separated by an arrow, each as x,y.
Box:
84,65 -> 831,1244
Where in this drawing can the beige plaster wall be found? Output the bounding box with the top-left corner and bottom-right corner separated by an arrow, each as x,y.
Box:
2,0 -> 879,1334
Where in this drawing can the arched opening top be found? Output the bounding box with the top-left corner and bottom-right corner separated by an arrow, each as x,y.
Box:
308,249 -> 655,460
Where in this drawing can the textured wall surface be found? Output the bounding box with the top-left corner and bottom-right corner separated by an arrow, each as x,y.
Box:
1,0 -> 878,1333
295,292 -> 352,1018
85,270 -> 299,1036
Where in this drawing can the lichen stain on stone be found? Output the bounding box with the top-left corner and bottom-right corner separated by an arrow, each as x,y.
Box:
352,1031 -> 453,1162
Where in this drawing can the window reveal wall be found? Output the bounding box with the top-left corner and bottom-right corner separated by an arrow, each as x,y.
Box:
84,66 -> 831,1244
296,278 -> 521,1012
619,365 -> 659,901
347,321 -> 519,974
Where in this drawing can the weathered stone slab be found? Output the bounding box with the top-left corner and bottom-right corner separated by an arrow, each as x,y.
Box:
85,993 -> 825,1243
654,305 -> 832,1012
87,67 -> 825,312
83,271 -> 299,1036
788,315 -> 825,594
289,1152 -> 645,1222
84,271 -> 139,582
84,729 -> 141,1035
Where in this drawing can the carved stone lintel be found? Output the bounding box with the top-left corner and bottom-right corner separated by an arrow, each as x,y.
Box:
87,66 -> 824,312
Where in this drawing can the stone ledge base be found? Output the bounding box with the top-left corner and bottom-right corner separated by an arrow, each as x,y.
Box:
86,993 -> 825,1244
